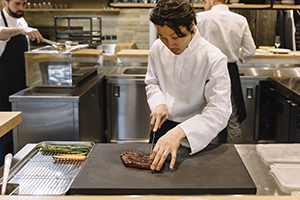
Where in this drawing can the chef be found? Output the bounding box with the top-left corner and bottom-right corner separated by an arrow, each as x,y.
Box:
196,0 -> 256,143
0,0 -> 43,165
145,0 -> 232,171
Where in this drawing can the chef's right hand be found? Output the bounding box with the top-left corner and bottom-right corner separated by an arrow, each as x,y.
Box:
21,27 -> 43,43
150,104 -> 168,132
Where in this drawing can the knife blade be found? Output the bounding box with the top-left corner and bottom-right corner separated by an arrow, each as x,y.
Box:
150,131 -> 156,154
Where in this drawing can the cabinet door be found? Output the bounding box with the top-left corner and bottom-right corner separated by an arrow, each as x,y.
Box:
108,79 -> 151,142
289,103 -> 300,142
269,89 -> 290,142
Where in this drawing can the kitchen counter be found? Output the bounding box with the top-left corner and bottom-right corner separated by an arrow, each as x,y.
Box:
3,144 -> 290,196
269,77 -> 300,98
0,112 -> 22,138
115,49 -> 300,64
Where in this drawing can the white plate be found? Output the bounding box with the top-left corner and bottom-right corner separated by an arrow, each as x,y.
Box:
268,48 -> 291,54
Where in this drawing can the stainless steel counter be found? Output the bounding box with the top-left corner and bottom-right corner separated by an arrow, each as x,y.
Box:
5,143 -> 289,196
9,66 -> 114,153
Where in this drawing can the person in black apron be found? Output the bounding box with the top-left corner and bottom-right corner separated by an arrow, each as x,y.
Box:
0,0 -> 43,166
196,0 -> 256,143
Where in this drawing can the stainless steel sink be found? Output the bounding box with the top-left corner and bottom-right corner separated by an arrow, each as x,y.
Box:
123,67 -> 147,75
106,66 -> 147,79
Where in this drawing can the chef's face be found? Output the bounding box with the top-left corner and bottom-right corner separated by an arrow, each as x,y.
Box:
157,25 -> 194,55
204,0 -> 213,11
4,0 -> 26,18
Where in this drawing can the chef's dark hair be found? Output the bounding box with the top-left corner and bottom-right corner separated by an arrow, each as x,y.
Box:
150,0 -> 196,38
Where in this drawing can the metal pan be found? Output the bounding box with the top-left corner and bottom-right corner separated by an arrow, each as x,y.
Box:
0,141 -> 95,195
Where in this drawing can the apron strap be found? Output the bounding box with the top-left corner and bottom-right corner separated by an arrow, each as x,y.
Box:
1,11 -> 9,27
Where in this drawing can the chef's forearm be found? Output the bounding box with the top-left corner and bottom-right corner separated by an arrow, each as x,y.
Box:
0,27 -> 24,40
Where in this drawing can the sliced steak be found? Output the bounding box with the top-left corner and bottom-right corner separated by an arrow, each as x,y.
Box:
120,150 -> 151,170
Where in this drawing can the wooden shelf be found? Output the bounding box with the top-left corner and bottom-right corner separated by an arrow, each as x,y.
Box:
110,3 -> 300,9
26,8 -> 120,12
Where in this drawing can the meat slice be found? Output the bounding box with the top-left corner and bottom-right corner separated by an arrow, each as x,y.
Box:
120,150 -> 151,170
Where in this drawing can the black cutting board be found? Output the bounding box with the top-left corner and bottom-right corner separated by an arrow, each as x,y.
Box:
68,143 -> 256,195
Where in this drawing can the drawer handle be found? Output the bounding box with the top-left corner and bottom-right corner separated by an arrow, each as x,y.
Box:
246,87 -> 253,100
114,86 -> 120,97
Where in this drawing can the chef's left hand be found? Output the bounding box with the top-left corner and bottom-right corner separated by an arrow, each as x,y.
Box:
150,126 -> 186,171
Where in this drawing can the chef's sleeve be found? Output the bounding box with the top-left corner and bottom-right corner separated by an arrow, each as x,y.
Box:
179,55 -> 232,155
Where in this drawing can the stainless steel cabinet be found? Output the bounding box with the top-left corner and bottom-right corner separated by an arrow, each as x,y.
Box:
240,76 -> 268,143
106,68 -> 151,143
10,74 -> 106,153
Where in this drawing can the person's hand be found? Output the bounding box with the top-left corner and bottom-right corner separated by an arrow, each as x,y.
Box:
21,27 -> 43,43
150,126 -> 186,171
150,104 -> 168,132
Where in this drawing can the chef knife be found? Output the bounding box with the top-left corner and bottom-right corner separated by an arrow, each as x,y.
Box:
150,132 -> 156,154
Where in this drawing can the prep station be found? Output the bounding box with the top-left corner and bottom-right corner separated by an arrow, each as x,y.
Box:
1,10 -> 300,200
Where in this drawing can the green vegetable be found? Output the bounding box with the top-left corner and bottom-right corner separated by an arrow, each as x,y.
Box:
38,144 -> 93,154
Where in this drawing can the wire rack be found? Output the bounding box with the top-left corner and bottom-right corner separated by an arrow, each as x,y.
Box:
8,150 -> 85,195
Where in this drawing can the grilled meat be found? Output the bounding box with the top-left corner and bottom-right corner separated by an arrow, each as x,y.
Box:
120,150 -> 151,170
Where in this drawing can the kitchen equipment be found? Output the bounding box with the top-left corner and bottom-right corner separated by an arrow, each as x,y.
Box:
106,64 -> 151,143
0,141 -> 94,195
43,38 -> 67,52
54,16 -> 102,48
238,64 -> 300,143
9,73 -> 106,153
68,143 -> 256,195
1,154 -> 12,195
25,47 -> 98,87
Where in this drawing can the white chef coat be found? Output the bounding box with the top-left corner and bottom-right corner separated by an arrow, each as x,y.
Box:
0,8 -> 30,57
196,4 -> 256,63
145,27 -> 232,155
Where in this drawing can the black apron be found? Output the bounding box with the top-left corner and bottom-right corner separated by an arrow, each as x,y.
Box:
228,62 -> 246,123
149,120 -> 227,144
0,11 -> 28,147
0,11 -> 28,111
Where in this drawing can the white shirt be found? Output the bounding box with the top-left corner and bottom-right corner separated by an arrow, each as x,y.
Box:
0,8 -> 29,57
145,28 -> 232,155
196,4 -> 256,63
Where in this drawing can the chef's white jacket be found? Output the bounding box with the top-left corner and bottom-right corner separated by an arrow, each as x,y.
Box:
196,4 -> 256,63
145,27 -> 232,155
0,9 -> 29,57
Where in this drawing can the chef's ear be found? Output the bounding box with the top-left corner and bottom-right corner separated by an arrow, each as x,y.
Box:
190,21 -> 195,31
2,0 -> 7,7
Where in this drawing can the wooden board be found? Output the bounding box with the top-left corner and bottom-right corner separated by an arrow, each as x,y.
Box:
116,49 -> 149,58
71,49 -> 103,58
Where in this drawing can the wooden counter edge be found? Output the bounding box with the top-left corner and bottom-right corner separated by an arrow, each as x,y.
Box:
3,195 -> 300,199
0,112 -> 22,138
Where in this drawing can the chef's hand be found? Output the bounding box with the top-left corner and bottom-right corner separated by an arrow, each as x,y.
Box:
21,27 -> 43,43
150,126 -> 186,171
150,104 -> 168,132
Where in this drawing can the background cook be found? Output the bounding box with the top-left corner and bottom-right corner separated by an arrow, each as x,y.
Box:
0,0 -> 43,166
145,0 -> 232,171
196,0 -> 256,143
